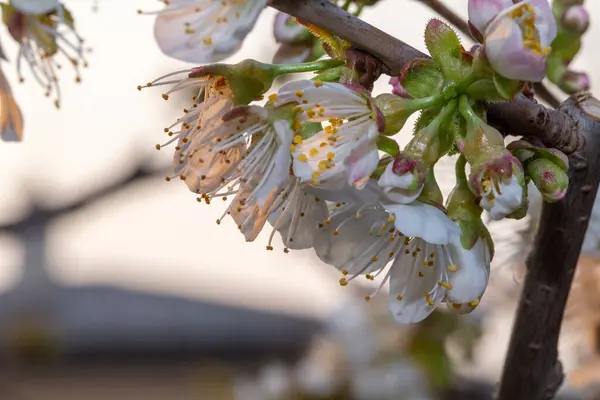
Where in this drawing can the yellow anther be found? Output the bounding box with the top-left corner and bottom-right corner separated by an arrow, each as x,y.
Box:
397,295 -> 403,301
339,278 -> 348,287
425,292 -> 434,306
438,281 -> 453,290
364,296 -> 371,302
448,264 -> 458,272
326,152 -> 335,161
295,90 -> 304,98
293,135 -> 303,144
314,80 -> 323,87
468,298 -> 480,308
268,93 -> 278,102
297,154 -> 308,162
203,36 -> 213,45
309,148 -> 319,157
452,303 -> 463,310
418,271 -> 424,278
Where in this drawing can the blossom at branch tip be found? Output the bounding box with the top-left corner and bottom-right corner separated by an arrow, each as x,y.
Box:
468,0 -> 557,81
0,65 -> 23,141
2,3 -> 88,108
274,80 -> 383,191
378,154 -> 425,204
145,0 -> 267,64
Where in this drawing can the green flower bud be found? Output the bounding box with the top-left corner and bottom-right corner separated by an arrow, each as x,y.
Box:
527,158 -> 569,202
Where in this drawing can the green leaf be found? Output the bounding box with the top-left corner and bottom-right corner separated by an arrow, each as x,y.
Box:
493,73 -> 524,100
424,19 -> 471,83
399,58 -> 444,99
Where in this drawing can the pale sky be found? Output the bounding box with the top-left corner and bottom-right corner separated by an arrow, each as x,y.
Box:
0,0 -> 596,326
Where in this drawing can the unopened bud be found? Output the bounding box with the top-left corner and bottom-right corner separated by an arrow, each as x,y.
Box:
527,158 -> 569,203
562,70 -> 590,93
563,5 -> 589,34
389,76 -> 411,98
378,153 -> 426,204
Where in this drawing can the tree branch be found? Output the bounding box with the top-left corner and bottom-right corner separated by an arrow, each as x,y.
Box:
414,0 -> 560,108
0,165 -> 167,234
268,0 -> 581,153
497,93 -> 600,399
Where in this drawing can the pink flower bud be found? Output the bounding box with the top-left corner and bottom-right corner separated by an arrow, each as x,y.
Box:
562,70 -> 590,92
389,76 -> 412,98
562,5 -> 589,34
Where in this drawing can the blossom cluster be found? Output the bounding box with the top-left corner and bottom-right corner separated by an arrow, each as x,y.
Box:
0,0 -> 89,141
137,0 -> 574,324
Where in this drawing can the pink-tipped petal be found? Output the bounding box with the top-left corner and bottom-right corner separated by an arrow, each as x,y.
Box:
485,17 -> 547,81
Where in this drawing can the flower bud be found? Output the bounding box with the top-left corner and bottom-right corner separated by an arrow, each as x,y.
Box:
190,60 -> 279,104
469,154 -> 526,221
378,154 -> 426,204
388,76 -> 411,98
527,158 -> 569,202
373,93 -> 417,135
562,5 -> 590,34
561,70 -> 590,93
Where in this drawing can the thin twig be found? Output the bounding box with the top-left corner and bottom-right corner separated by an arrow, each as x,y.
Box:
0,165 -> 168,233
417,0 -> 469,35
415,0 -> 561,108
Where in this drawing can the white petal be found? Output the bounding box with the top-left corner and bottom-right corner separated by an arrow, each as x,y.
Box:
253,120 -> 293,207
11,0 -> 59,14
446,237 -> 491,303
388,239 -> 446,324
268,182 -> 328,250
306,179 -> 383,205
468,0 -> 512,34
345,144 -> 379,190
275,80 -> 369,121
487,175 -> 524,220
153,0 -> 266,63
231,180 -> 284,242
314,206 -> 391,275
384,202 -> 460,245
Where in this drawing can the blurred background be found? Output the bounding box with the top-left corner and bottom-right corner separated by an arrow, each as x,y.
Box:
0,0 -> 598,399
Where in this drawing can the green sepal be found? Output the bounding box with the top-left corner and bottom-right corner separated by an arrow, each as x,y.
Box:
465,78 -> 509,102
493,73 -> 524,100
377,135 -> 400,157
371,156 -> 393,180
424,19 -> 471,83
312,65 -> 344,82
420,169 -> 443,205
399,58 -> 444,99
